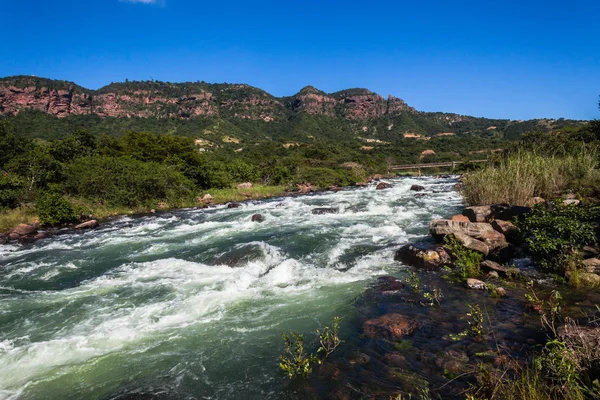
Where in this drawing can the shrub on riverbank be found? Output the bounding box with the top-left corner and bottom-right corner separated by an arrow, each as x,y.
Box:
36,192 -> 78,226
462,150 -> 599,206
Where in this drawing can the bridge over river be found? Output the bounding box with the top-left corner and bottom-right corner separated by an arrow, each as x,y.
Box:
389,159 -> 488,175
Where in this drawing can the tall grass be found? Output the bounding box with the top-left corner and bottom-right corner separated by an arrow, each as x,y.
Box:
462,149 -> 599,206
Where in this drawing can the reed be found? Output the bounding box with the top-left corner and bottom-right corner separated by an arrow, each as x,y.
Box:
461,149 -> 599,206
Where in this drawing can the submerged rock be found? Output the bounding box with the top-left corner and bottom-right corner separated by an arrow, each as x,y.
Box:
227,202 -> 242,208
376,182 -> 393,190
363,313 -> 420,339
251,214 -> 264,222
312,207 -> 337,215
410,184 -> 425,192
394,243 -> 450,270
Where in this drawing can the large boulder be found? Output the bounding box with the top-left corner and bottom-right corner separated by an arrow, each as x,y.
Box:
363,314 -> 420,339
462,206 -> 492,223
376,182 -> 393,190
453,232 -> 489,256
394,243 -> 450,270
11,223 -> 37,236
410,184 -> 425,192
251,214 -> 264,223
227,203 -> 242,209
429,219 -> 496,241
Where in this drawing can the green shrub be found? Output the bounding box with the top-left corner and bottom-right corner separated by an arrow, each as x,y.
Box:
61,156 -> 196,207
443,235 -> 483,282
36,192 -> 78,226
517,199 -> 600,274
0,172 -> 26,209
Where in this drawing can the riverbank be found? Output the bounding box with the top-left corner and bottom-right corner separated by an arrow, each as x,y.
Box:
0,184 -> 289,234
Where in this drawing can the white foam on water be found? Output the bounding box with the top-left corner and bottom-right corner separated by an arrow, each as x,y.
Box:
0,176 -> 463,397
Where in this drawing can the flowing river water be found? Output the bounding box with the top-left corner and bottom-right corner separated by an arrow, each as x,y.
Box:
2,176 -> 598,399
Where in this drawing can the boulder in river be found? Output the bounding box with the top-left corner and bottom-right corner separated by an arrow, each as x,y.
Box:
395,243 -> 450,270
251,214 -> 264,222
312,207 -> 337,215
480,260 -> 515,278
480,230 -> 509,253
410,184 -> 425,192
466,278 -> 486,290
363,313 -> 420,339
74,220 -> 99,230
429,219 -> 496,241
376,182 -> 393,190
453,232 -> 489,256
227,202 -> 242,209
11,223 -> 38,236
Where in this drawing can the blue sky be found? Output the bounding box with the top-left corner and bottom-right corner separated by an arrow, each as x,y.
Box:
2,0 -> 599,120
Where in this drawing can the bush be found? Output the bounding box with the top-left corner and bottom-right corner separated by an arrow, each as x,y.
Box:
36,192 -> 78,226
517,199 -> 600,274
462,149 -> 598,206
61,156 -> 196,207
295,167 -> 358,188
443,235 -> 483,282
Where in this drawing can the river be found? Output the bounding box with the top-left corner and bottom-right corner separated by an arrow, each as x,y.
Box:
0,177 -> 467,399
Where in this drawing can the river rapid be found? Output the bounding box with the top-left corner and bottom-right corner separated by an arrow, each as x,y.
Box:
0,177 -> 469,399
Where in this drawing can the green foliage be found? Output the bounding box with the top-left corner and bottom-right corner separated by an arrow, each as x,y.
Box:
449,304 -> 485,340
279,317 -> 343,379
443,235 -> 483,282
403,271 -> 422,293
61,156 -> 195,207
36,192 -> 77,226
279,332 -> 318,379
316,316 -> 342,358
0,172 -> 26,209
422,287 -> 443,307
517,200 -> 600,274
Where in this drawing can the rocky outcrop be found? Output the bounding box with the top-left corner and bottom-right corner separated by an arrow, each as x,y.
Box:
0,76 -> 416,121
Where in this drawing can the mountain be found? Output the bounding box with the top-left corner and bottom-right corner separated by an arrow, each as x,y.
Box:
0,75 -> 582,140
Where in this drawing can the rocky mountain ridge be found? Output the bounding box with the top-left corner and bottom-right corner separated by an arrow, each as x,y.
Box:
0,76 -> 415,121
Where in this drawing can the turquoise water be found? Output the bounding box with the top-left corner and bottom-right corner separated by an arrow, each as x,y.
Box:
0,177 -> 463,399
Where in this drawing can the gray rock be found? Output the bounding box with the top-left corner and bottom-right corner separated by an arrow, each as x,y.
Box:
394,243 -> 451,270
462,205 -> 492,223
453,232 -> 490,256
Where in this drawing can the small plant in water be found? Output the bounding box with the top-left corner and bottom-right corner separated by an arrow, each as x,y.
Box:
403,271 -> 421,293
279,317 -> 343,379
422,287 -> 443,307
279,332 -> 318,379
450,304 -> 485,340
316,316 -> 342,358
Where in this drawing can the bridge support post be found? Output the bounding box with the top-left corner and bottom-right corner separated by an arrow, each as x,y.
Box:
418,168 -> 421,177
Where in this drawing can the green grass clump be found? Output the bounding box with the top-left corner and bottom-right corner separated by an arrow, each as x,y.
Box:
461,149 -> 598,206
